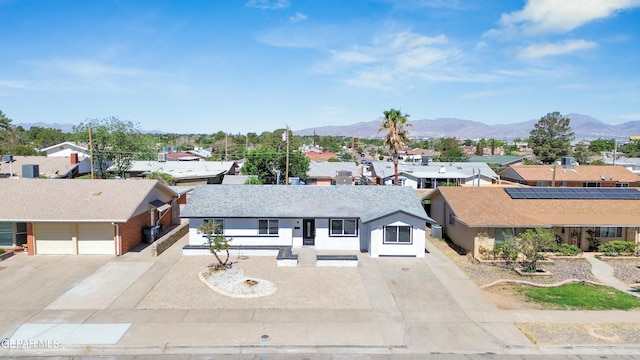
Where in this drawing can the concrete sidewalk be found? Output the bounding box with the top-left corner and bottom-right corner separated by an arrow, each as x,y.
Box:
2,235 -> 640,358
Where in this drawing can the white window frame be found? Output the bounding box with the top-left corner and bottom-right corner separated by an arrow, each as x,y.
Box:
259,219 -> 279,235
383,225 -> 412,244
203,219 -> 224,235
330,219 -> 358,237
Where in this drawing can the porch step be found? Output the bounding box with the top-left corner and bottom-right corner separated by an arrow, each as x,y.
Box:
297,247 -> 317,267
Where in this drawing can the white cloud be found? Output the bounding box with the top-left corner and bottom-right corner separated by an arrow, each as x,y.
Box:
496,0 -> 640,35
517,39 -> 598,59
618,113 -> 640,120
459,91 -> 496,99
290,12 -> 307,23
245,0 -> 289,10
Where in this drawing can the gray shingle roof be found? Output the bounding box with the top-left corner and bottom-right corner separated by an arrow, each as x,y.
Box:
181,185 -> 431,223
307,161 -> 360,178
0,179 -> 176,222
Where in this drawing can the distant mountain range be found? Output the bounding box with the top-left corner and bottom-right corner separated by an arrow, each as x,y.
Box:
16,113 -> 640,140
294,113 -> 640,140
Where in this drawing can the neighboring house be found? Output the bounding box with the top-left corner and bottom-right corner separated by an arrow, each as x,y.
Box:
163,151 -> 203,162
0,179 -> 178,255
405,149 -> 440,162
603,155 -> 640,175
181,185 -> 433,258
40,142 -> 92,175
468,155 -> 527,168
499,160 -> 640,187
426,186 -> 640,257
40,141 -> 90,159
0,155 -> 83,179
304,151 -> 339,162
369,161 -> 498,188
306,161 -> 360,185
186,148 -> 212,159
117,160 -> 238,185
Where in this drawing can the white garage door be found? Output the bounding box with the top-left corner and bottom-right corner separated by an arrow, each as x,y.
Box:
35,223 -> 74,255
78,223 -> 114,255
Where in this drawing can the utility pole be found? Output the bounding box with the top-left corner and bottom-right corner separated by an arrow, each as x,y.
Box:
613,138 -> 617,166
88,123 -> 95,179
352,136 -> 355,162
285,126 -> 290,185
225,133 -> 228,161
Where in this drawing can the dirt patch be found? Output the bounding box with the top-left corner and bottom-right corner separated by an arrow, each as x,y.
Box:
482,283 -> 551,310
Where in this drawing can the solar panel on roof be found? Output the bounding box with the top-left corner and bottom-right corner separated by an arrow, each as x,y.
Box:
504,187 -> 640,200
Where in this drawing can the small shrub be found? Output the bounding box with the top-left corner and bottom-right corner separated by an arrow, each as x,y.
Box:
598,241 -> 636,256
554,243 -> 582,256
495,241 -> 519,261
0,248 -> 5,255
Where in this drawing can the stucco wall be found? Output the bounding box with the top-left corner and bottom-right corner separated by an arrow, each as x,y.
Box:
368,213 -> 426,258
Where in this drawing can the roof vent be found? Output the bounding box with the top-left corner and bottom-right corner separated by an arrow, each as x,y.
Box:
439,166 -> 446,173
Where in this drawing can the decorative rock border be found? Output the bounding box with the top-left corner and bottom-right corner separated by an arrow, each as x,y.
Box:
480,278 -> 607,289
198,267 -> 277,298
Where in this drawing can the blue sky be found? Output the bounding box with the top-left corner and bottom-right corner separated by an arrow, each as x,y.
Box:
1,0 -> 640,134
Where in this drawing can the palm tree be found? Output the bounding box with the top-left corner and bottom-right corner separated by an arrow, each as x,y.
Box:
377,109 -> 412,186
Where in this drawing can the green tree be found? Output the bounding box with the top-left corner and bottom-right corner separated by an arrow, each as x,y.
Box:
588,138 -> 615,153
243,176 -> 262,185
572,142 -> 591,165
529,112 -> 574,164
377,109 -> 412,186
241,146 -> 278,184
26,126 -> 66,149
197,220 -> 232,270
73,117 -> 154,178
517,228 -> 556,272
619,140 -> 640,158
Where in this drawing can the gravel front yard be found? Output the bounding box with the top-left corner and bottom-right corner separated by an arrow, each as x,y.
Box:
601,258 -> 640,287
429,239 -> 598,287
137,255 -> 371,310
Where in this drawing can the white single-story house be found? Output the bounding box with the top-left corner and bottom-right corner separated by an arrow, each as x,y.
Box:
114,160 -> 238,185
181,185 -> 433,258
370,161 -> 498,188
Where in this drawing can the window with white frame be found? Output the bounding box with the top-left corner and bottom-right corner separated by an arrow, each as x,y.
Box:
494,227 -> 515,244
616,183 -> 629,188
384,225 -> 412,244
203,219 -> 224,235
258,219 -> 279,235
330,219 -> 358,236
595,227 -> 622,238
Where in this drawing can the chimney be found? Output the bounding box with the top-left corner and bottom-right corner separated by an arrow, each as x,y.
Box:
70,153 -> 78,164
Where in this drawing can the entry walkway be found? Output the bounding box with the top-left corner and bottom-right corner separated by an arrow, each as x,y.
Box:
585,255 -> 640,297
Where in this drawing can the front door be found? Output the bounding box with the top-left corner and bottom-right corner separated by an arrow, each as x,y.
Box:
302,219 -> 315,246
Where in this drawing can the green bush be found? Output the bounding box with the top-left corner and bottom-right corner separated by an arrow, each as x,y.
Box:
598,240 -> 636,256
0,248 -> 5,255
553,243 -> 582,256
493,241 -> 519,261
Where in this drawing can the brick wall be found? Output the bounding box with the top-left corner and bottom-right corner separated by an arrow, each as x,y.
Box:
26,223 -> 34,256
119,211 -> 151,254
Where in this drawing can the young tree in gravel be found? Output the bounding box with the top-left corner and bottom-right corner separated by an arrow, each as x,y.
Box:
378,109 -> 412,186
197,220 -> 232,270
516,228 -> 556,272
529,112 -> 574,164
